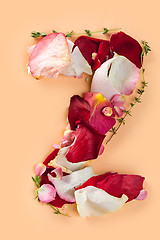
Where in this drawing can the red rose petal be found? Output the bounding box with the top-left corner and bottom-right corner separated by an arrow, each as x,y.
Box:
74,36 -> 110,70
110,31 -> 142,68
43,149 -> 59,167
66,124 -> 105,163
77,172 -> 145,202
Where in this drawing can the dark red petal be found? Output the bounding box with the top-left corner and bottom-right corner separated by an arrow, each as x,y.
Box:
74,36 -> 99,66
66,124 -> 105,163
49,194 -> 73,208
43,149 -> 59,167
68,95 -> 90,130
110,31 -> 142,68
77,172 -> 145,202
97,41 -> 111,64
74,36 -> 110,69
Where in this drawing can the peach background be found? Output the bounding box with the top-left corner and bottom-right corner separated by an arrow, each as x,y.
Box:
1,0 -> 160,239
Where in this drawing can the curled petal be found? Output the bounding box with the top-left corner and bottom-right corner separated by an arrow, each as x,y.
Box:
35,163 -> 46,176
75,186 -> 128,217
48,167 -> 95,202
98,144 -> 104,155
66,124 -> 105,163
135,190 -> 148,200
29,33 -> 70,79
48,146 -> 85,173
51,167 -> 63,180
110,31 -> 142,68
38,184 -> 56,203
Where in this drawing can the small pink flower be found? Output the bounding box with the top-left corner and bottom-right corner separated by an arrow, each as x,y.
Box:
35,163 -> 46,176
38,184 -> 56,203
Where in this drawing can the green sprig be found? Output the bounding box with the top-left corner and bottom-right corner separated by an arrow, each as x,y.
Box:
85,30 -> 92,36
65,31 -> 73,38
106,40 -> 151,144
31,31 -> 47,38
32,175 -> 70,217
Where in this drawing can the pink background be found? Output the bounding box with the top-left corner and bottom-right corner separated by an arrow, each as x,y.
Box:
1,0 -> 160,239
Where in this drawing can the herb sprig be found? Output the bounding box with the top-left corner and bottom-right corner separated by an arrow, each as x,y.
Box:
32,175 -> 70,217
106,40 -> 151,144
31,28 -> 121,38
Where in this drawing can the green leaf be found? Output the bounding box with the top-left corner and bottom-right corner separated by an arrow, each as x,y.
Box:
31,31 -> 47,38
142,40 -> 151,55
52,30 -> 57,33
85,30 -> 92,36
32,176 -> 36,183
103,28 -> 109,34
65,31 -> 73,38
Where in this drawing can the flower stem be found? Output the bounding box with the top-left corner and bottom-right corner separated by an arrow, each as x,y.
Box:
48,204 -> 71,217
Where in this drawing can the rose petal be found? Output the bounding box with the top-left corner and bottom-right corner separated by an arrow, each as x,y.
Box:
66,124 -> 105,163
60,39 -> 92,76
110,31 -> 142,68
35,163 -> 46,176
43,149 -> 59,168
48,146 -> 85,173
91,55 -> 140,102
75,186 -> 128,217
38,184 -> 56,203
83,92 -> 116,135
29,33 -> 70,79
74,36 -> 110,70
51,167 -> 63,180
48,167 -> 95,202
77,172 -> 145,202
68,93 -> 116,135
135,189 -> 148,200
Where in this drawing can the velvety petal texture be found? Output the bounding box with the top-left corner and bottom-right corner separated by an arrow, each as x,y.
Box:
74,31 -> 142,70
29,33 -> 71,79
110,31 -> 142,68
66,124 -> 105,163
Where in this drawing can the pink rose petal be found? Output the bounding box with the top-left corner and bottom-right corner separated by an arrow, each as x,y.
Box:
135,189 -> 148,200
38,184 -> 56,203
29,33 -> 70,79
35,163 -> 46,176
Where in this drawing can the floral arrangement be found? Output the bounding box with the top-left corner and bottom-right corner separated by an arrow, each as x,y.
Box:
28,28 -> 150,217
